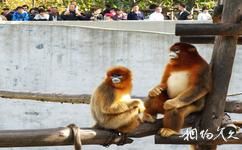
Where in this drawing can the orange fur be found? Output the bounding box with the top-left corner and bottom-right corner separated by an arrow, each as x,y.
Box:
90,66 -> 145,133
144,42 -> 212,136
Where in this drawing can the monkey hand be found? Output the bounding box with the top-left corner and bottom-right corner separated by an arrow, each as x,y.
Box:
138,112 -> 145,123
138,101 -> 146,113
133,99 -> 145,113
129,99 -> 145,112
163,99 -> 179,110
148,85 -> 164,97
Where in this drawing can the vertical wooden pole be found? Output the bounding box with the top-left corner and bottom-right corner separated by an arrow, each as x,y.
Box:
196,0 -> 241,149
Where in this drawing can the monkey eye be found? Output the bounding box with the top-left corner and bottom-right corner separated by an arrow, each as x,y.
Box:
175,50 -> 180,54
171,47 -> 180,53
111,74 -> 123,78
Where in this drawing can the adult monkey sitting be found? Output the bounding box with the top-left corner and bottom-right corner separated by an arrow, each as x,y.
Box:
144,42 -> 212,137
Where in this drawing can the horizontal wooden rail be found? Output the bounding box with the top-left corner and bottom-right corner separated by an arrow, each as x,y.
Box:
0,90 -> 90,104
176,23 -> 242,36
180,36 -> 242,44
0,115 -> 239,148
0,90 -> 241,113
0,116 -> 196,147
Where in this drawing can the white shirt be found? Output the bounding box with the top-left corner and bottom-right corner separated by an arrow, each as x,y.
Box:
149,12 -> 164,21
197,12 -> 212,21
34,14 -> 50,20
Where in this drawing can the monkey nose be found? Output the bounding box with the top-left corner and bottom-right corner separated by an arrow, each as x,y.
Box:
169,51 -> 178,59
112,78 -> 121,84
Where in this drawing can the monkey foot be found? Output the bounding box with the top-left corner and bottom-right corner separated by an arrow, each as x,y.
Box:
159,128 -> 179,137
143,113 -> 156,123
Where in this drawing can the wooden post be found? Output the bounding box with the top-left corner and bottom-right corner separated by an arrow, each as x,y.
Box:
197,0 -> 242,149
175,24 -> 242,36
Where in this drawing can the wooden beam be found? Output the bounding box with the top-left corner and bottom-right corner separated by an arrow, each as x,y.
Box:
0,116 -> 196,148
180,36 -> 242,45
0,113 -> 239,148
0,127 -> 133,147
197,0 -> 242,149
155,133 -> 242,145
0,90 -> 241,113
176,23 -> 242,36
0,90 -> 90,104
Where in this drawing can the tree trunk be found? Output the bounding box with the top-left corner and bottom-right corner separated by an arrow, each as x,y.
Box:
196,0 -> 242,149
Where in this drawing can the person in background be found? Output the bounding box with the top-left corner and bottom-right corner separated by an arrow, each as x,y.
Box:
176,3 -> 191,20
0,15 -> 7,21
148,6 -> 164,21
104,13 -> 113,21
104,8 -> 116,20
197,6 -> 212,21
127,5 -> 144,20
162,7 -> 171,20
1,8 -> 12,20
89,7 -> 103,21
12,6 -> 29,21
49,7 -> 62,21
38,5 -> 46,10
212,4 -> 223,23
29,7 -> 39,21
102,4 -> 111,16
22,5 -> 29,12
33,8 -> 50,21
113,9 -> 127,20
66,0 -> 79,12
61,4 -> 82,20
46,6 -> 52,14
23,5 -> 31,20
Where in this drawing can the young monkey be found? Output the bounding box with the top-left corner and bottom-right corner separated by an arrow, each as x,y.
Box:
90,66 -> 145,133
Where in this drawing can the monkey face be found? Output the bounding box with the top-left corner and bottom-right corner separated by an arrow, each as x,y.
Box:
169,42 -> 199,64
106,66 -> 132,89
110,74 -> 123,84
169,49 -> 180,60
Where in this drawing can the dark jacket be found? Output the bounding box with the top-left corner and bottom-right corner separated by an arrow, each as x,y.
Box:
177,11 -> 190,20
49,14 -> 62,21
127,11 -> 144,20
61,11 -> 89,21
61,11 -> 79,20
2,12 -> 12,20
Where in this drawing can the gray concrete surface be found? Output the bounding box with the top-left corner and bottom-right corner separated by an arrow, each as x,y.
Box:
0,21 -> 241,150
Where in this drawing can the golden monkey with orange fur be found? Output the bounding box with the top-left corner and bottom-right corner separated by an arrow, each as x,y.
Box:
144,42 -> 212,137
91,66 -> 145,133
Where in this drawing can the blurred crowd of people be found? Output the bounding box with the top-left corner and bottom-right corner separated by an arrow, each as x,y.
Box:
0,2 -> 212,21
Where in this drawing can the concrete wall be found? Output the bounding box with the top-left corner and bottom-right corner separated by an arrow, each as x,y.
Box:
0,21 -> 241,150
